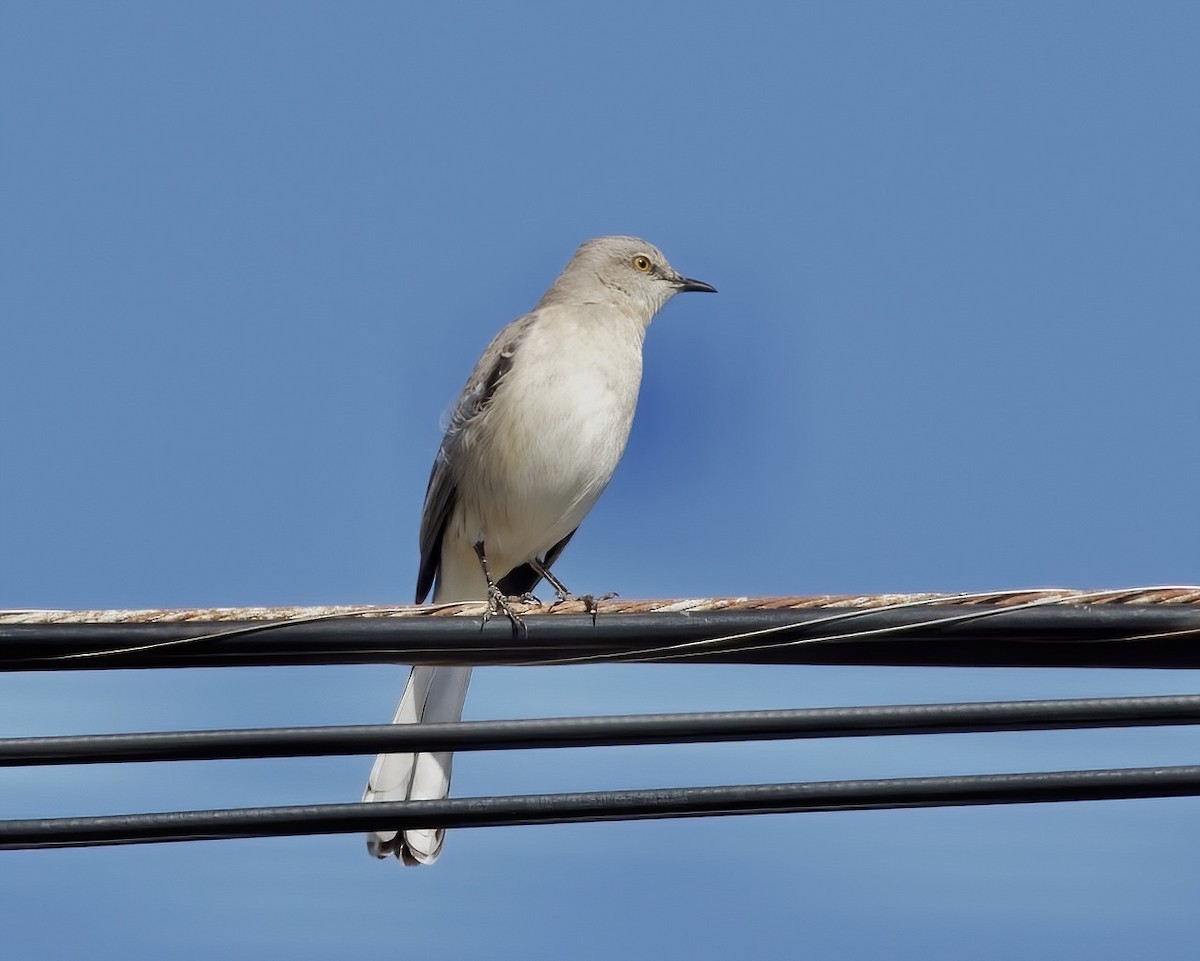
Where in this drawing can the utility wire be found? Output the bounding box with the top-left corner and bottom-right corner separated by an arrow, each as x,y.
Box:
5,694 -> 1200,767
7,591 -> 1200,852
4,589 -> 1200,670
6,766 -> 1200,850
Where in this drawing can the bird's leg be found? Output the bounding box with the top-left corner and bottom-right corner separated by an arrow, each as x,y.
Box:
529,558 -> 575,605
529,558 -> 617,624
473,541 -> 525,634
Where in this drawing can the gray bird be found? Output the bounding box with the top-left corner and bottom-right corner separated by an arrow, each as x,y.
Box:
363,236 -> 716,864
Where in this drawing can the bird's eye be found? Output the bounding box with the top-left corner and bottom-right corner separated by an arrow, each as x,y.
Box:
632,255 -> 653,273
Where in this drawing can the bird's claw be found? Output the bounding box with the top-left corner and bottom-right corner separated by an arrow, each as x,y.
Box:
481,585 -> 527,636
547,590 -> 618,625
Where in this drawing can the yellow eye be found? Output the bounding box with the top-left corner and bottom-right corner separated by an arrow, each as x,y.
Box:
632,254 -> 653,273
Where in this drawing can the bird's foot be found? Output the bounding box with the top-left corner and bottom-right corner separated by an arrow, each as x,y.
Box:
482,584 -> 528,636
548,590 -> 618,625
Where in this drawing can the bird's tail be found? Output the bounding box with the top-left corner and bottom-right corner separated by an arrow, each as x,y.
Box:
363,664 -> 473,864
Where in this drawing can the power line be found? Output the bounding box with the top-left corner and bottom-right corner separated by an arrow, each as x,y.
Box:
7,766 -> 1200,850
3,588 -> 1200,670
5,694 -> 1200,766
7,590 -> 1200,852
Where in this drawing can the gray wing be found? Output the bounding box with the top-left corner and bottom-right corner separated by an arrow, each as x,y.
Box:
414,314 -> 536,603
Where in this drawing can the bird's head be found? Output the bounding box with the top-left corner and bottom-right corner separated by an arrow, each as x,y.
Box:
539,235 -> 716,323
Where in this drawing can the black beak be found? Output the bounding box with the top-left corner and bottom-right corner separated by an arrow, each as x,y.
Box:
676,276 -> 717,294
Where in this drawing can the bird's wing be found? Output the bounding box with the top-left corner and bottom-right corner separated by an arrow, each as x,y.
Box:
414,314 -> 536,603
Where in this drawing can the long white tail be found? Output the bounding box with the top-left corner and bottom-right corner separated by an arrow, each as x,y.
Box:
365,544 -> 485,863
363,664 -> 472,863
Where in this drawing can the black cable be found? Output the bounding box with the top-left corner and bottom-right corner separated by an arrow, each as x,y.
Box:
3,604 -> 1200,671
5,694 -> 1200,766
7,604 -> 1200,671
6,765 -> 1200,849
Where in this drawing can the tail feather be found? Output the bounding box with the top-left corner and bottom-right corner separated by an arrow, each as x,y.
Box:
365,542 -> 484,863
364,664 -> 472,863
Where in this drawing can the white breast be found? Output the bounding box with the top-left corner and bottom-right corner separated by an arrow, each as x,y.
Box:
451,306 -> 646,575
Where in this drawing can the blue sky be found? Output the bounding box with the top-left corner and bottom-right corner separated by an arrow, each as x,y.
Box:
3,2 -> 1200,958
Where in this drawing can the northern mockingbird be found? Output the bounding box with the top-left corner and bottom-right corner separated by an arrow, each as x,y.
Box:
363,236 -> 716,864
